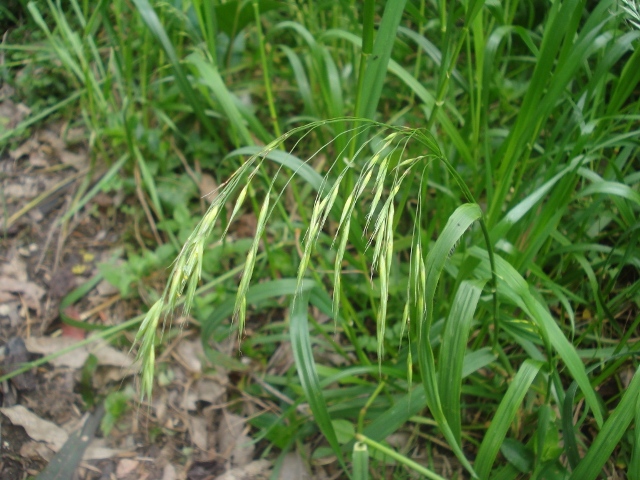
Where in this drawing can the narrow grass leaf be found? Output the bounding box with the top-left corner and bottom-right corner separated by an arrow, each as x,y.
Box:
631,393 -> 640,480
352,346 -> 495,451
577,180 -> 640,206
569,366 -> 640,479
321,29 -> 437,112
352,442 -> 369,480
606,46 -> 640,115
486,0 -> 585,225
490,155 -> 588,242
225,147 -> 324,191
214,0 -> 280,40
474,360 -> 543,479
61,153 -> 129,222
398,26 -> 467,89
279,45 -> 318,117
562,382 -> 581,469
187,51 -> 253,146
131,0 -> 217,140
289,289 -> 346,469
469,247 -> 605,427
419,203 -> 482,476
438,279 -> 486,443
355,434 -> 447,480
357,0 -> 408,120
461,348 -> 497,378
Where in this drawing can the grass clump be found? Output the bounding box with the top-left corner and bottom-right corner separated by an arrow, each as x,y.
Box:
2,0 -> 640,478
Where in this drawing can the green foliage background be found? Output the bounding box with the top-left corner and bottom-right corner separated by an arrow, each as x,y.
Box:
2,0 -> 640,478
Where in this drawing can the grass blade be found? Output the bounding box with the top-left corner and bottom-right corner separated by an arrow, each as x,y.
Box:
290,287 -> 346,470
131,0 -> 218,142
569,366 -> 640,479
474,360 -> 543,479
419,203 -> 483,476
225,146 -> 324,191
352,442 -> 369,480
438,279 -> 486,443
187,51 -> 253,146
356,0 -> 408,120
355,434 -> 447,480
469,247 -> 605,427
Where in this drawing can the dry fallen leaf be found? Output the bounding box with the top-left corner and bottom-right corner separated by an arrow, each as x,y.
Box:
9,137 -> 38,162
58,149 -> 87,170
0,405 -> 68,451
217,410 -> 253,468
175,338 -> 205,373
24,336 -> 134,370
0,249 -> 28,281
196,377 -> 226,405
0,97 -> 31,130
20,440 -> 55,462
386,432 -> 411,449
162,464 -> 178,480
83,438 -> 124,460
116,458 -> 139,478
214,459 -> 271,480
0,278 -> 45,312
189,415 -> 209,451
3,337 -> 36,391
183,388 -> 199,412
199,173 -> 219,204
38,129 -> 87,169
278,451 -> 311,480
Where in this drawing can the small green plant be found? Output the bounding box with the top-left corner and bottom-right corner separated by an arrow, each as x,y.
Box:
101,390 -> 132,436
99,244 -> 175,298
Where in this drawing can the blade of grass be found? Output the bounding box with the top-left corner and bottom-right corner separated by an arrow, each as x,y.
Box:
186,51 -> 253,146
289,287 -> 347,471
469,246 -> 604,427
569,366 -> 640,479
438,279 -> 486,443
131,0 -> 219,143
355,434 -> 447,480
474,360 -> 543,479
356,0 -> 408,121
352,441 -> 369,480
419,203 -> 483,477
60,153 -> 129,223
225,146 -> 324,191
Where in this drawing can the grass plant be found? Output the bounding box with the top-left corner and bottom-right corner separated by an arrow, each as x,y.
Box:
2,0 -> 640,478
